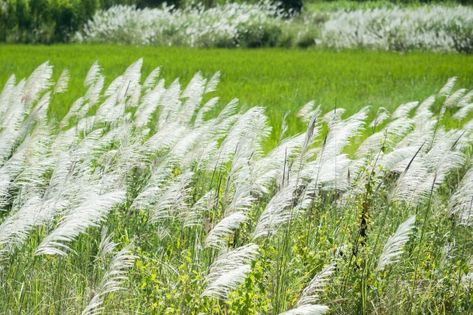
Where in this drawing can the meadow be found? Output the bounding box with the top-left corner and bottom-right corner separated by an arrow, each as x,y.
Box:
1,44 -> 473,147
1,43 -> 473,315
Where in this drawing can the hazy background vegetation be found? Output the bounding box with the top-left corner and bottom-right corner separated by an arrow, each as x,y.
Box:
1,0 -> 472,44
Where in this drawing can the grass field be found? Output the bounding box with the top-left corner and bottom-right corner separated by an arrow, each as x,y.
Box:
1,44 -> 473,144
2,45 -> 473,314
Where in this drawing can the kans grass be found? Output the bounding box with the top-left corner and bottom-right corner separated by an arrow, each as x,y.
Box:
1,47 -> 473,314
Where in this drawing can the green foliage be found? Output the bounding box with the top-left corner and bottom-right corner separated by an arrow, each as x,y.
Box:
278,0 -> 303,14
0,0 -> 95,43
226,257 -> 272,314
0,0 -> 178,43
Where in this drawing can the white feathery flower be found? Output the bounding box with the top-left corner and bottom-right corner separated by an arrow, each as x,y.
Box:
81,244 -> 136,315
297,264 -> 335,306
195,97 -> 219,126
152,172 -> 193,222
23,62 -> 53,107
205,71 -> 220,93
143,66 -> 161,91
36,190 -> 126,256
279,304 -> 329,315
253,179 -> 300,239
54,69 -> 70,94
183,190 -> 217,228
444,88 -> 467,108
206,211 -> 248,249
377,215 -> 416,271
391,101 -> 418,119
321,107 -> 368,162
203,244 -> 258,300
369,107 -> 390,128
449,167 -> 473,226
97,226 -> 117,259
135,79 -> 165,128
84,61 -> 101,87
453,103 -> 473,120
438,77 -> 457,96
0,74 -> 16,118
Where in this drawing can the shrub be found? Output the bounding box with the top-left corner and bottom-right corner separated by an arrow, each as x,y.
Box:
319,6 -> 473,52
0,0 -> 175,43
76,2 -> 287,47
76,3 -> 473,52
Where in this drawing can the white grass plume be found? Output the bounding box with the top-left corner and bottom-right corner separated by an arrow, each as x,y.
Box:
23,61 -> 53,107
321,107 -> 368,162
392,101 -> 418,119
36,190 -> 126,256
0,74 -> 16,118
54,69 -> 70,94
253,179 -> 299,239
203,264 -> 250,300
209,107 -> 271,170
279,304 -> 329,315
297,264 -> 335,306
206,211 -> 248,249
0,196 -> 44,259
143,66 -> 160,91
131,161 -> 174,210
445,88 -> 467,108
183,190 -> 217,228
357,117 -> 413,157
205,71 -> 220,93
84,61 -> 101,87
369,107 -> 390,128
135,79 -> 165,128
97,226 -> 117,259
203,244 -> 258,299
81,244 -> 136,315
298,101 -> 319,123
453,103 -> 473,120
252,133 -> 306,193
377,215 -> 416,271
195,97 -> 219,126
449,167 -> 473,226
438,77 -> 457,97
392,129 -> 466,204
152,172 -> 193,222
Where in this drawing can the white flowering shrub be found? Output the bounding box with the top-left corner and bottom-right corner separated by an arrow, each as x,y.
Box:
319,6 -> 473,53
76,4 -> 473,53
76,2 -> 285,47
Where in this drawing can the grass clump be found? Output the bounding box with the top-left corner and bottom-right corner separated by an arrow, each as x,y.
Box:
1,60 -> 473,314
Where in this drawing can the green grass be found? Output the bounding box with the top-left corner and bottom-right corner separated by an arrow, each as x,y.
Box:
1,44 -> 473,150
1,45 -> 473,121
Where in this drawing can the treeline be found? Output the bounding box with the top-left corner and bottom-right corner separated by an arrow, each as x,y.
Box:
0,0 -> 178,43
0,0 -> 471,44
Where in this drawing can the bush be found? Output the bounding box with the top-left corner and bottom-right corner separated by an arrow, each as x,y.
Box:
318,6 -> 473,53
76,3 -> 473,52
0,0 -> 95,43
76,2 -> 287,47
0,0 -> 174,43
446,20 -> 473,53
